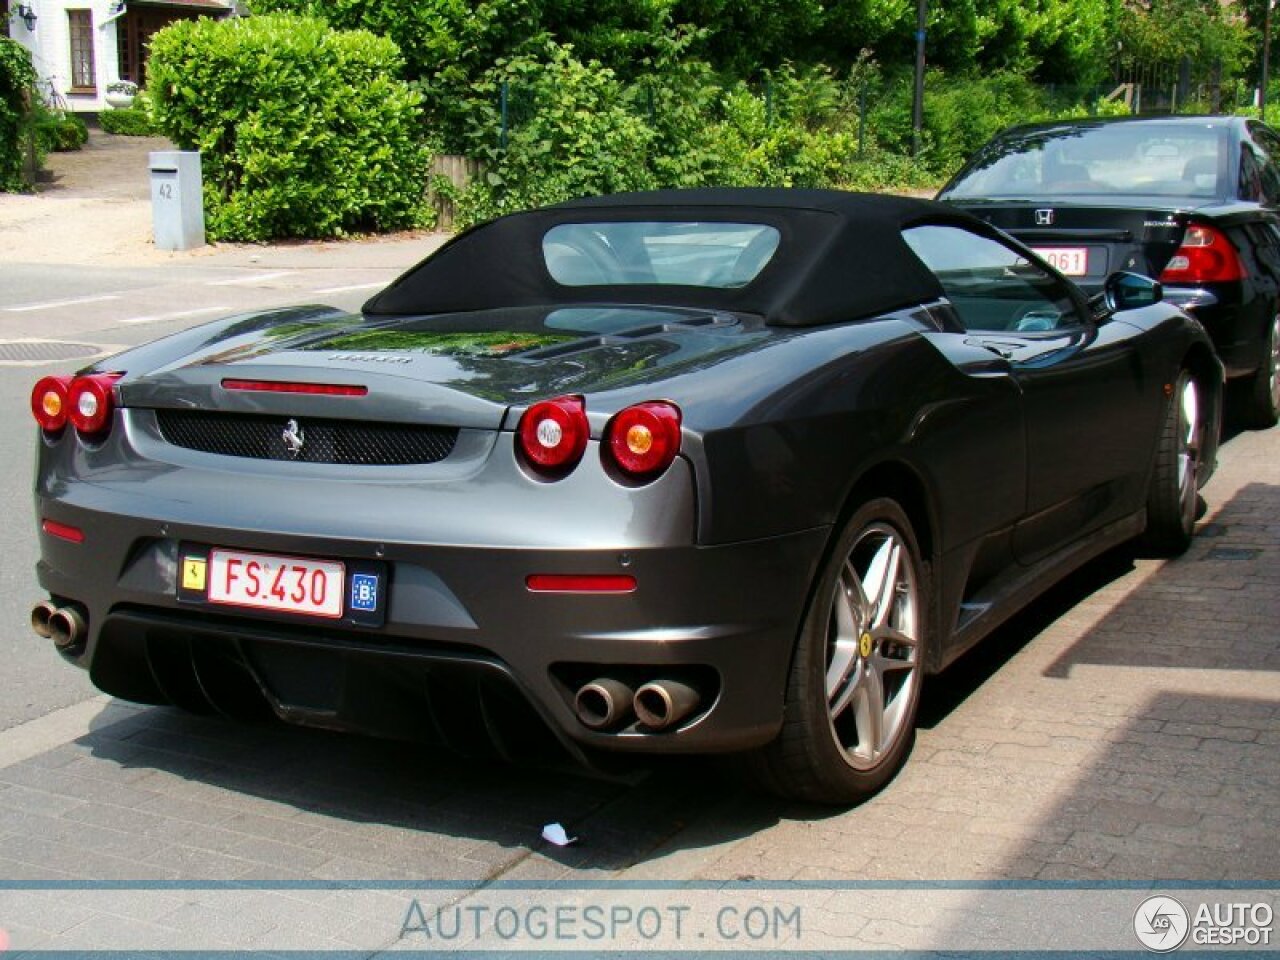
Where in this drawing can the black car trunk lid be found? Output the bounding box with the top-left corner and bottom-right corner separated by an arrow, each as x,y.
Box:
953,202 -> 1192,291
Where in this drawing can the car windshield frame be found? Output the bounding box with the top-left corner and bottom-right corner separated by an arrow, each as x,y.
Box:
941,122 -> 1231,203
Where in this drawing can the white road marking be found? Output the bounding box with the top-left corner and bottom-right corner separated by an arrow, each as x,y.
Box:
4,294 -> 121,313
313,282 -> 385,295
206,271 -> 294,287
119,305 -> 233,325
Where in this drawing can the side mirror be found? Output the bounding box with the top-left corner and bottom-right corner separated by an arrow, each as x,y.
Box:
1098,271 -> 1163,314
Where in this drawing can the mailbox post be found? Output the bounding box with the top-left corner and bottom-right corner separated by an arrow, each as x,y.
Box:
149,151 -> 205,251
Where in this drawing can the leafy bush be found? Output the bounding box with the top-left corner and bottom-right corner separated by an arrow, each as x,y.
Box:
697,68 -> 935,192
147,13 -> 428,241
100,107 -> 155,136
449,41 -> 657,223
866,68 -> 1124,179
35,108 -> 88,151
0,37 -> 38,192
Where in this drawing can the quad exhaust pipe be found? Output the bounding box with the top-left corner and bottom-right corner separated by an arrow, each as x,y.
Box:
31,601 -> 87,650
573,678 -> 635,730
30,601 -> 58,639
633,679 -> 701,731
573,676 -> 703,732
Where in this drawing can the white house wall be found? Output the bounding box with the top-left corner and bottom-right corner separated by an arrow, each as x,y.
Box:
11,0 -> 123,112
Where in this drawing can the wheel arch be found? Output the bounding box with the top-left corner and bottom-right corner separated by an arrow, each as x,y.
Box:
828,457 -> 943,672
1180,340 -> 1224,480
837,459 -> 938,566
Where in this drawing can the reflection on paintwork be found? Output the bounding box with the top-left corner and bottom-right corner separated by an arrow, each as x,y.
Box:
310,330 -> 576,358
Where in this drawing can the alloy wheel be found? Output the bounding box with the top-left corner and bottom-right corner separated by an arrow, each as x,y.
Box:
824,522 -> 920,771
1176,375 -> 1201,529
1269,315 -> 1280,413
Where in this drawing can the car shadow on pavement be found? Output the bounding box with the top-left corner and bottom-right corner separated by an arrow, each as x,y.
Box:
1044,482 -> 1279,678
1005,687 -> 1280,881
916,546 -> 1139,731
985,480 -> 1280,880
65,700 -> 783,878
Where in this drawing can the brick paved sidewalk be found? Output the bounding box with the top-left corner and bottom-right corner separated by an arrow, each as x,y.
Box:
625,423 -> 1280,887
0,423 -> 1275,950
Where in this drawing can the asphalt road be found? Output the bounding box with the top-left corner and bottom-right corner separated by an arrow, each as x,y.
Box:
0,249 -> 439,730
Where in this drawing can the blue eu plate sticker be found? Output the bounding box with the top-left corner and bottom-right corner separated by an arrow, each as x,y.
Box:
350,573 -> 379,612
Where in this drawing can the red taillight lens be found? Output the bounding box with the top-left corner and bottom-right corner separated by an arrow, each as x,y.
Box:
67,374 -> 120,438
604,401 -> 682,479
222,379 -> 368,396
517,396 -> 589,474
31,376 -> 71,432
41,519 -> 84,543
526,574 -> 636,593
1159,224 -> 1245,284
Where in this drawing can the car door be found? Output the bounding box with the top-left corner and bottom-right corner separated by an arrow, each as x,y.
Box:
904,224 -> 1153,566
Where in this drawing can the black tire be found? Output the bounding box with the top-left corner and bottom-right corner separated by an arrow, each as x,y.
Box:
1142,369 -> 1202,556
1242,312 -> 1279,429
747,498 -> 927,805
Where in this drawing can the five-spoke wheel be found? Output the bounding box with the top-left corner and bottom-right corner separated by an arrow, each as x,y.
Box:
824,522 -> 920,771
1144,369 -> 1203,555
749,497 -> 926,804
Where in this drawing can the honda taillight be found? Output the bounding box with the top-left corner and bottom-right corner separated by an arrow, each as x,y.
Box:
517,396 -> 589,474
67,374 -> 121,438
604,401 -> 682,479
1159,224 -> 1245,284
31,376 -> 71,432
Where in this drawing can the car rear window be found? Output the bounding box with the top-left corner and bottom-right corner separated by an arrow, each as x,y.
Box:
944,123 -> 1229,200
543,222 -> 781,288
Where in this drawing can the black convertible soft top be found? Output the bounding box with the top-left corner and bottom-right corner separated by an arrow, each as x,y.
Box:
363,188 -> 981,327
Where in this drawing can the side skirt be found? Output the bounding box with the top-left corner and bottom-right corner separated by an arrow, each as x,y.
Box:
935,509 -> 1146,673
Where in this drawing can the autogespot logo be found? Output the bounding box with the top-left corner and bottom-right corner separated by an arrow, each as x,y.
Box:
1134,895 -> 1190,952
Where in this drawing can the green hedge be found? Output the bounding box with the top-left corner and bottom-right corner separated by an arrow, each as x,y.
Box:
446,54 -> 940,227
0,37 -> 38,192
36,109 -> 88,151
100,107 -> 155,136
147,14 -> 428,241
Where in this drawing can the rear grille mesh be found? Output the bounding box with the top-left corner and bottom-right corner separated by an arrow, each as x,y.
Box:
154,409 -> 458,466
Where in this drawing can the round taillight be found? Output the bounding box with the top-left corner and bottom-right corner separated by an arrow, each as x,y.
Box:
67,374 -> 117,437
517,396 -> 589,474
31,376 -> 71,432
605,401 -> 682,479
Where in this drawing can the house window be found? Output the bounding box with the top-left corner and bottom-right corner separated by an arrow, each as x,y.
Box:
68,10 -> 97,92
117,25 -> 132,84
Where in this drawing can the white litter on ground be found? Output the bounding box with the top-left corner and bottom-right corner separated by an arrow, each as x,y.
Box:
541,822 -> 577,846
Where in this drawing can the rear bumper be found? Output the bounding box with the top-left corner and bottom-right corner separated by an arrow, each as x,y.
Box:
36,496 -> 828,759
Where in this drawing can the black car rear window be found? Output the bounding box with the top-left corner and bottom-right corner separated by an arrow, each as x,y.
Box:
944,123 -> 1229,200
542,222 -> 782,288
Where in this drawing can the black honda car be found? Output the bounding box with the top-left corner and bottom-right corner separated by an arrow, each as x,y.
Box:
939,115 -> 1280,427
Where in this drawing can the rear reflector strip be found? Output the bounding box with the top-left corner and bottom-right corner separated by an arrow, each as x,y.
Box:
42,520 -> 84,543
526,574 -> 637,594
221,379 -> 368,397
